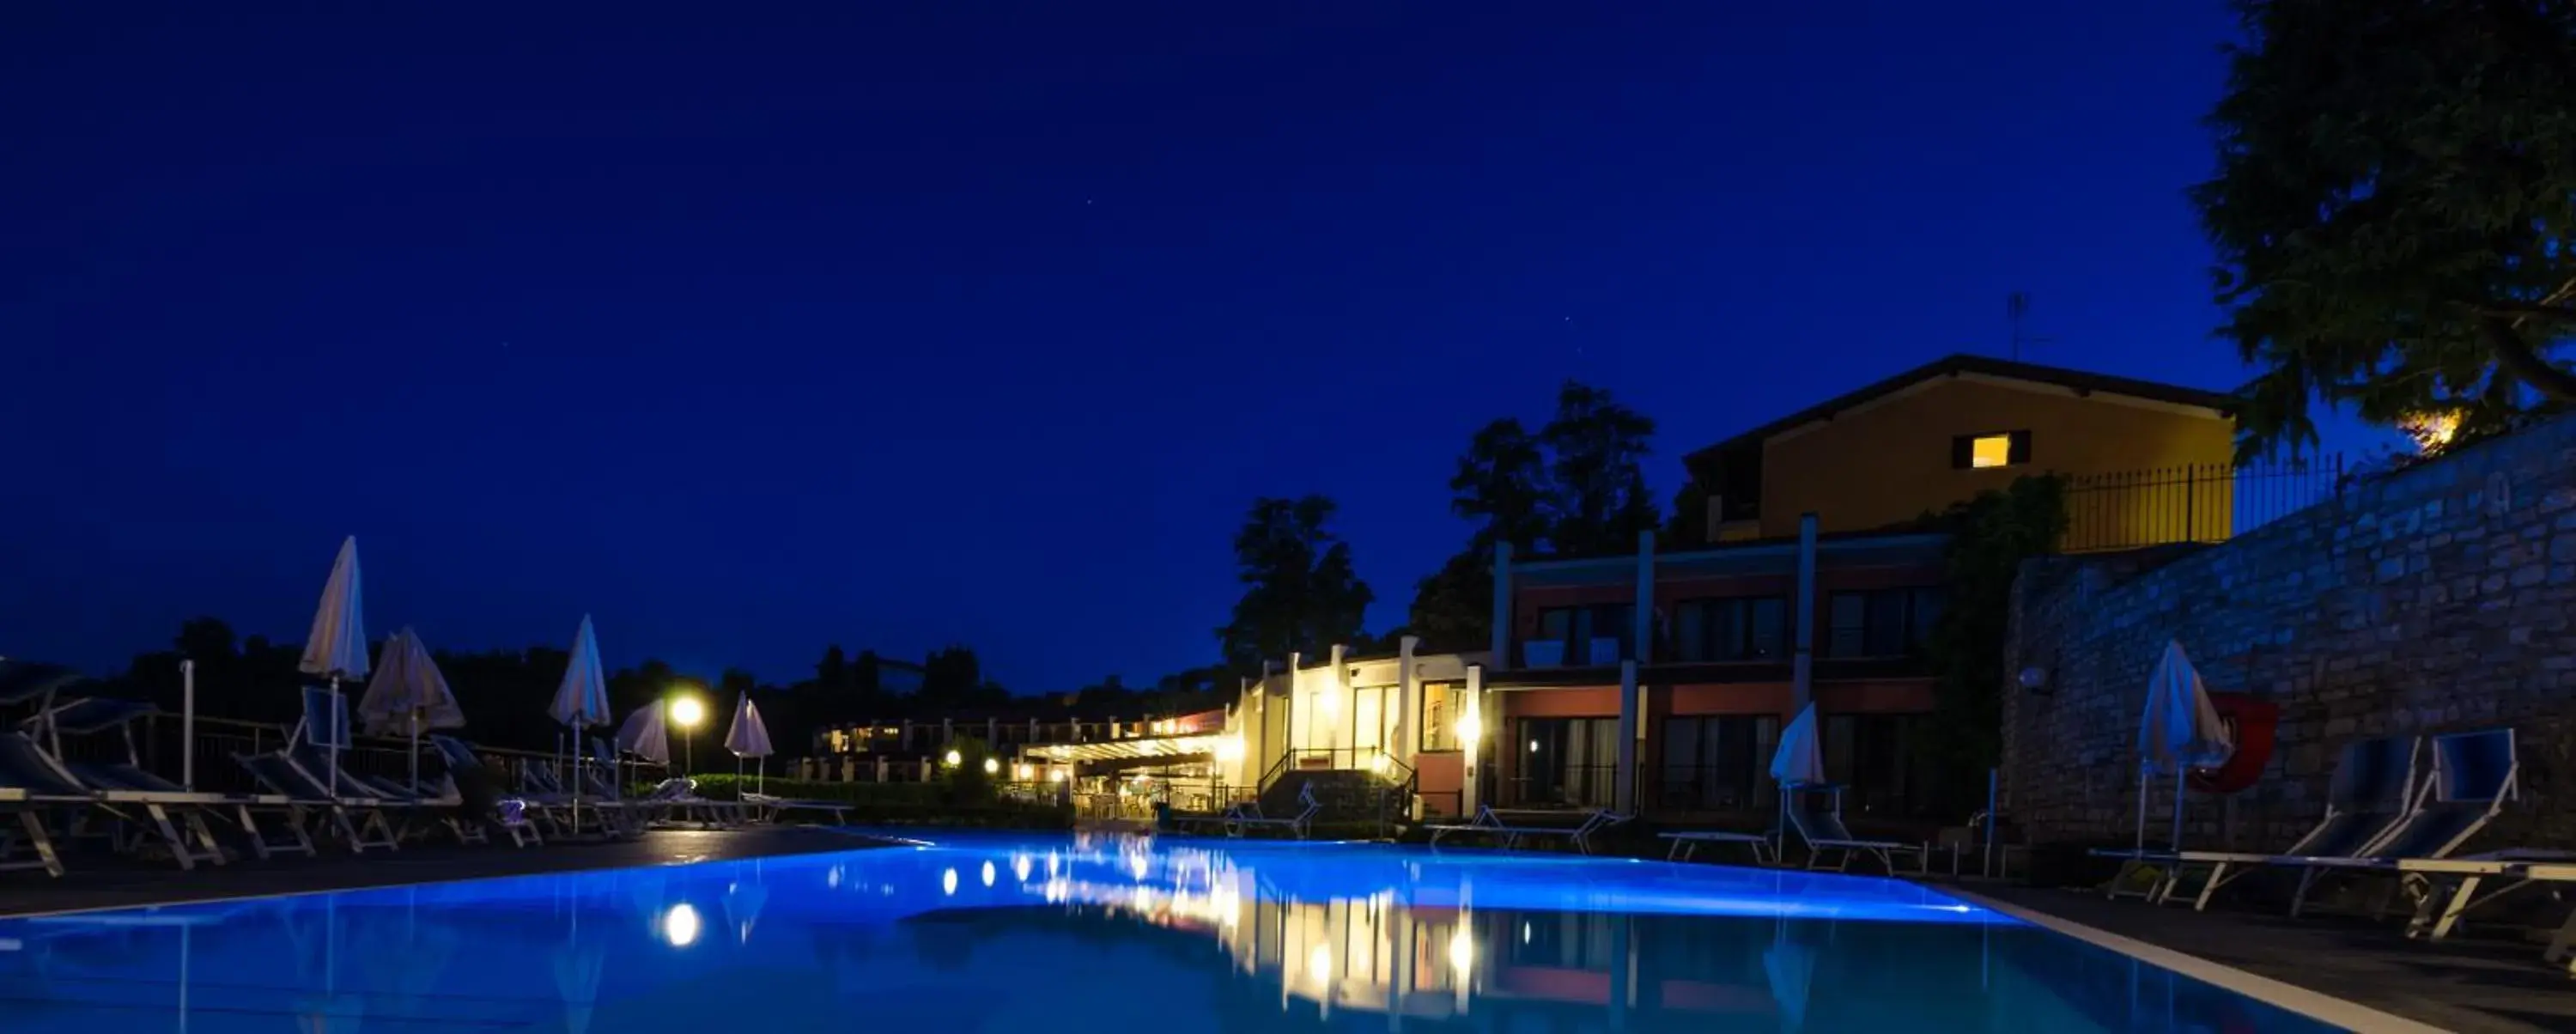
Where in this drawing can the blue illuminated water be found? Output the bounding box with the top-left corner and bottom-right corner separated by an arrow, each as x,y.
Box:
0,832 -> 2345,1031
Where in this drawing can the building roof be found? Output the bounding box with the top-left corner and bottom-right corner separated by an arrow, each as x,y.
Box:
1683,353 -> 2239,468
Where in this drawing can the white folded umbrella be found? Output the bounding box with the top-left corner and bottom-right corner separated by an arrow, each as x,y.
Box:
356,627 -> 465,793
297,536 -> 369,796
724,692 -> 774,793
2136,640 -> 2233,852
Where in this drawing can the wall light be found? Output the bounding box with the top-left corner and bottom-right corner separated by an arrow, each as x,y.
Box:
1454,714 -> 1481,746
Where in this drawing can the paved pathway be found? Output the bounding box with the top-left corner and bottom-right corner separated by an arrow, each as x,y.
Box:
0,826 -> 886,918
1971,883 -> 2576,1034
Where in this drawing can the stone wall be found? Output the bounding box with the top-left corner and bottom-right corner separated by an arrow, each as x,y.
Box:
2002,413 -> 2576,852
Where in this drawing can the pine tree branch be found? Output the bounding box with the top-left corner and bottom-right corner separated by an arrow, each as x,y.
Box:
2479,315 -> 2576,404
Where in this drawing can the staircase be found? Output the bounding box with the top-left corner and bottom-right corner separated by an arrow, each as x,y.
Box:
1259,763 -> 1413,837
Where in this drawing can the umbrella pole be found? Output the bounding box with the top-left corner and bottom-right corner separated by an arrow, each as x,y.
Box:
409,715 -> 421,797
2171,769 -> 2187,852
328,677 -> 343,798
758,756 -> 765,796
182,659 -> 197,792
2132,768 -> 2148,855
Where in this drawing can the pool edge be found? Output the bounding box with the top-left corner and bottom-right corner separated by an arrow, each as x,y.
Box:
0,829 -> 902,922
1940,885 -> 2445,1034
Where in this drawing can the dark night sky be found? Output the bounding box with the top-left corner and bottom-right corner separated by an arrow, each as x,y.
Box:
0,3 -> 2381,690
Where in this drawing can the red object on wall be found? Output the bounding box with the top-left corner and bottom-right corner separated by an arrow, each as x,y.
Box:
2188,693 -> 2277,794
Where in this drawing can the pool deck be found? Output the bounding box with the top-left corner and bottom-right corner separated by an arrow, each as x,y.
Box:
1970,883 -> 2576,1034
0,825 -> 889,918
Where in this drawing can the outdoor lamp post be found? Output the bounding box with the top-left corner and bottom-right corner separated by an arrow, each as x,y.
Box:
669,693 -> 708,772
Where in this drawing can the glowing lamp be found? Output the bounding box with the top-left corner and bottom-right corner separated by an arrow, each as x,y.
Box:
667,695 -> 707,729
982,757 -> 999,775
943,749 -> 963,768
1453,714 -> 1481,746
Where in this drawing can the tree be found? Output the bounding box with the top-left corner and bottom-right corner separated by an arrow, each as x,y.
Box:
1406,419 -> 1550,654
1217,496 -> 1374,672
2196,0 -> 2576,457
1540,381 -> 1660,557
920,645 -> 986,705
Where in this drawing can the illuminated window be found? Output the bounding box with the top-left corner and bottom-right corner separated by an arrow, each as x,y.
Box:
1953,430 -> 2030,469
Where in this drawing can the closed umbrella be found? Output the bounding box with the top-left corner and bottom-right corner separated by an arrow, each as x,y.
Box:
1768,703 -> 1826,850
724,692 -> 774,794
2136,640 -> 2233,853
617,703 -> 671,766
357,627 -> 465,794
297,537 -> 369,797
549,616 -> 613,835
1769,703 -> 1826,788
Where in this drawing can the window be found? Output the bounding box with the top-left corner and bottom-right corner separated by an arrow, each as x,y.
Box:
1672,597 -> 1789,661
1530,604 -> 1634,666
1823,714 -> 1937,817
1419,682 -> 1465,751
1824,587 -> 1947,657
1514,717 -> 1618,807
1953,430 -> 2032,469
1658,715 -> 1781,811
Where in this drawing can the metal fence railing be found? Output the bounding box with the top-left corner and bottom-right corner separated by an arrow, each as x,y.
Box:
2060,456 -> 2342,554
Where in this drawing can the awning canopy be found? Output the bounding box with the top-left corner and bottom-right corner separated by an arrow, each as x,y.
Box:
1027,733 -> 1221,764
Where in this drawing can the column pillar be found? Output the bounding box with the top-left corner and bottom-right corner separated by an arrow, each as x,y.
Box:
1395,635 -> 1420,763
1615,660 -> 1638,815
1793,512 -> 1819,711
1632,530 -> 1655,664
1328,643 -> 1349,760
1461,664 -> 1485,815
1490,542 -> 1514,666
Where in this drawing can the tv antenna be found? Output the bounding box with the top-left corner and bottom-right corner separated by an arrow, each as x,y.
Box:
2003,291 -> 2053,362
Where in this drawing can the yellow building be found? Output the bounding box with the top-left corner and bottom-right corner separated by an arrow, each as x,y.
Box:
1683,355 -> 2239,548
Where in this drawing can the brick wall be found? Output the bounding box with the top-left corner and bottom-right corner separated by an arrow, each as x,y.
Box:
2002,413 -> 2576,852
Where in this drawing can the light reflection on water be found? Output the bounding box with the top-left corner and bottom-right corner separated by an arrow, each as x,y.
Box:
0,831 -> 2342,1032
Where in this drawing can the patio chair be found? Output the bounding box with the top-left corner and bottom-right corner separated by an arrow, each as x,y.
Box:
0,730 -> 100,877
2113,733 -> 2420,910
1230,783 -> 1321,840
1660,828 -> 1777,866
1428,804 -> 1627,855
21,697 -> 246,870
234,751 -> 399,853
428,735 -> 538,847
639,776 -> 750,829
2273,727 -> 2518,918
740,790 -> 854,825
1783,787 -> 1929,875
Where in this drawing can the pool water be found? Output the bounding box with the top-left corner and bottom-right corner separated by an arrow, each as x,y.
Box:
0,832 -> 2345,1032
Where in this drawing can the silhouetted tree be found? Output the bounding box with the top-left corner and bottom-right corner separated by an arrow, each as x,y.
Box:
1541,380 -> 1660,557
1217,496 -> 1373,672
2197,0 -> 2576,456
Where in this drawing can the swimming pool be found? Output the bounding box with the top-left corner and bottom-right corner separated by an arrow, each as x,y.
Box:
0,833 -> 2351,1031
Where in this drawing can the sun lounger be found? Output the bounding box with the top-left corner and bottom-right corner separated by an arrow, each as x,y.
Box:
0,731 -> 98,878
428,736 -> 538,847
1228,784 -> 1322,840
1784,788 -> 1927,874
640,777 -> 751,829
2270,727 -> 2519,918
1429,805 -> 1627,855
234,751 -> 399,853
2105,734 -> 2420,910
19,699 -> 240,870
1661,829 -> 1777,865
741,792 -> 852,825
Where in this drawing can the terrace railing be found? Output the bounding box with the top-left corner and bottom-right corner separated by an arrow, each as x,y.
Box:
2059,455 -> 2342,554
